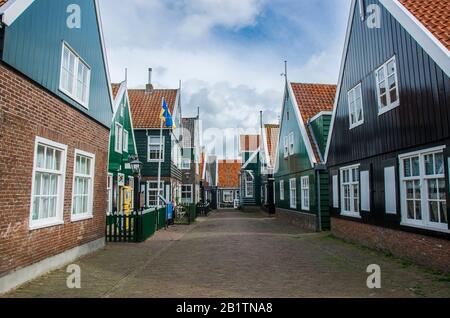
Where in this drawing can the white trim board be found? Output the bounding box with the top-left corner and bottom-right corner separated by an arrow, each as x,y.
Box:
0,238 -> 105,294
0,0 -> 34,26
325,0 -> 450,163
241,148 -> 261,170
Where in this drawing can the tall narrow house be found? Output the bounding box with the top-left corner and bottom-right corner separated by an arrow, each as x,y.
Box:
128,71 -> 183,208
108,81 -> 138,214
0,0 -> 113,293
326,0 -> 450,271
260,124 -> 280,213
274,82 -> 336,231
181,116 -> 201,204
239,135 -> 261,210
218,159 -> 242,209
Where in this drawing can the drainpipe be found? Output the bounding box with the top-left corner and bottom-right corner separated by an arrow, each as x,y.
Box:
315,164 -> 327,232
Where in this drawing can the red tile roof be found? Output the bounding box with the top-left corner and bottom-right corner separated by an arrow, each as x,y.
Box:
240,135 -> 260,152
128,89 -> 178,129
399,0 -> 450,50
111,83 -> 120,99
264,124 -> 280,166
217,159 -> 242,189
290,83 -> 336,162
0,0 -> 8,7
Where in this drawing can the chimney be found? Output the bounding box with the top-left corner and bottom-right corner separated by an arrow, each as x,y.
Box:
145,68 -> 154,94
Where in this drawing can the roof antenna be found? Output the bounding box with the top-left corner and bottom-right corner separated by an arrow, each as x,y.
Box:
281,60 -> 288,82
124,68 -> 128,82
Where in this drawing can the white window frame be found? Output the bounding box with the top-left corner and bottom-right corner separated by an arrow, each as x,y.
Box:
288,132 -> 295,155
340,164 -> 361,218
347,83 -> 364,129
115,123 -> 123,154
107,173 -> 113,214
283,136 -> 289,158
123,129 -> 129,153
71,149 -> 95,222
301,176 -> 310,211
280,180 -> 285,200
245,171 -> 255,198
181,159 -> 191,170
29,137 -> 67,230
147,136 -> 165,162
147,181 -> 165,207
375,56 -> 400,115
289,178 -> 297,209
399,146 -> 448,233
59,42 -> 91,108
223,190 -> 234,203
181,184 -> 193,204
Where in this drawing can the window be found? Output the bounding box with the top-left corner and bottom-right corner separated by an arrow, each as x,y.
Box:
223,190 -> 234,203
107,173 -> 113,214
59,43 -> 91,108
400,147 -> 447,232
72,150 -> 95,221
301,176 -> 310,211
181,185 -> 193,204
245,171 -> 254,198
289,178 -> 297,209
123,130 -> 129,152
115,123 -> 123,154
288,132 -> 294,155
181,159 -> 191,170
340,165 -> 360,217
30,137 -> 67,229
280,180 -> 285,200
147,181 -> 164,207
348,83 -> 364,128
148,136 -> 164,162
283,136 -> 289,158
375,56 -> 400,114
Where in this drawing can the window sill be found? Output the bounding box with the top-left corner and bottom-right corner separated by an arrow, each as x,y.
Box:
400,222 -> 450,234
71,214 -> 94,223
58,87 -> 89,110
29,220 -> 65,231
148,160 -> 163,163
349,121 -> 364,130
378,103 -> 400,116
340,212 -> 361,219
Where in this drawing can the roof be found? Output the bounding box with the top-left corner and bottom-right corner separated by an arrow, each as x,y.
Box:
111,83 -> 120,99
128,89 -> 178,129
217,159 -> 242,189
240,135 -> 260,152
264,124 -> 280,167
0,0 -> 7,7
290,83 -> 336,163
399,0 -> 450,50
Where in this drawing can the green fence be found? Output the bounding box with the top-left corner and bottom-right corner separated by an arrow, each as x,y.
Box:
106,208 -> 166,243
175,203 -> 198,224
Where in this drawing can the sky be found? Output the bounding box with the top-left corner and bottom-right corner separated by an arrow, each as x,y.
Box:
99,0 -> 352,158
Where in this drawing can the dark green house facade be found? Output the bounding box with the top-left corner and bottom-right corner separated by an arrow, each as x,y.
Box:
239,135 -> 261,210
128,83 -> 183,208
108,81 -> 138,214
274,82 -> 336,231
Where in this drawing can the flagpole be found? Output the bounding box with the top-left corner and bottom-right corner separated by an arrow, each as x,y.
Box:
157,102 -> 164,209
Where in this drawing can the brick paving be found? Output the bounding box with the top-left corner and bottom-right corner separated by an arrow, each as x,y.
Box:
3,210 -> 450,298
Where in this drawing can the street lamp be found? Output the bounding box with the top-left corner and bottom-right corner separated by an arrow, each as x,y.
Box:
129,155 -> 143,212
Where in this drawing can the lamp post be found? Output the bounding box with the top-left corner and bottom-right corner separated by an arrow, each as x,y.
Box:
129,155 -> 143,212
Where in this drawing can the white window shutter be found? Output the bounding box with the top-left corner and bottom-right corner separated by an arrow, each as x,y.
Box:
332,175 -> 339,208
384,166 -> 397,214
360,170 -> 370,211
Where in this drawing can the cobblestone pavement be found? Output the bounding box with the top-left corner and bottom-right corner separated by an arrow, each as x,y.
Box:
4,210 -> 450,298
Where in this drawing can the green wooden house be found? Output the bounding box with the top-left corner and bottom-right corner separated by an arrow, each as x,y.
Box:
128,73 -> 183,208
108,81 -> 139,214
274,82 -> 336,231
239,135 -> 261,210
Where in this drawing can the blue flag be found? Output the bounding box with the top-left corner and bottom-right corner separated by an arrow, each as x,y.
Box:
160,97 -> 175,128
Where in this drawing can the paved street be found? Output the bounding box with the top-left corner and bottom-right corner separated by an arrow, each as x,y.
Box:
4,210 -> 450,298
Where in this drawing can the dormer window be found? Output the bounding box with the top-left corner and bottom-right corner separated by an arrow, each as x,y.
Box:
59,42 -> 91,108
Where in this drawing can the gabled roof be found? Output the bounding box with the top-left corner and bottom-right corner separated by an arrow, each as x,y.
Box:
398,0 -> 450,50
217,159 -> 242,189
324,0 -> 450,163
290,82 -> 336,163
264,124 -> 280,167
128,89 -> 178,129
239,135 -> 260,152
